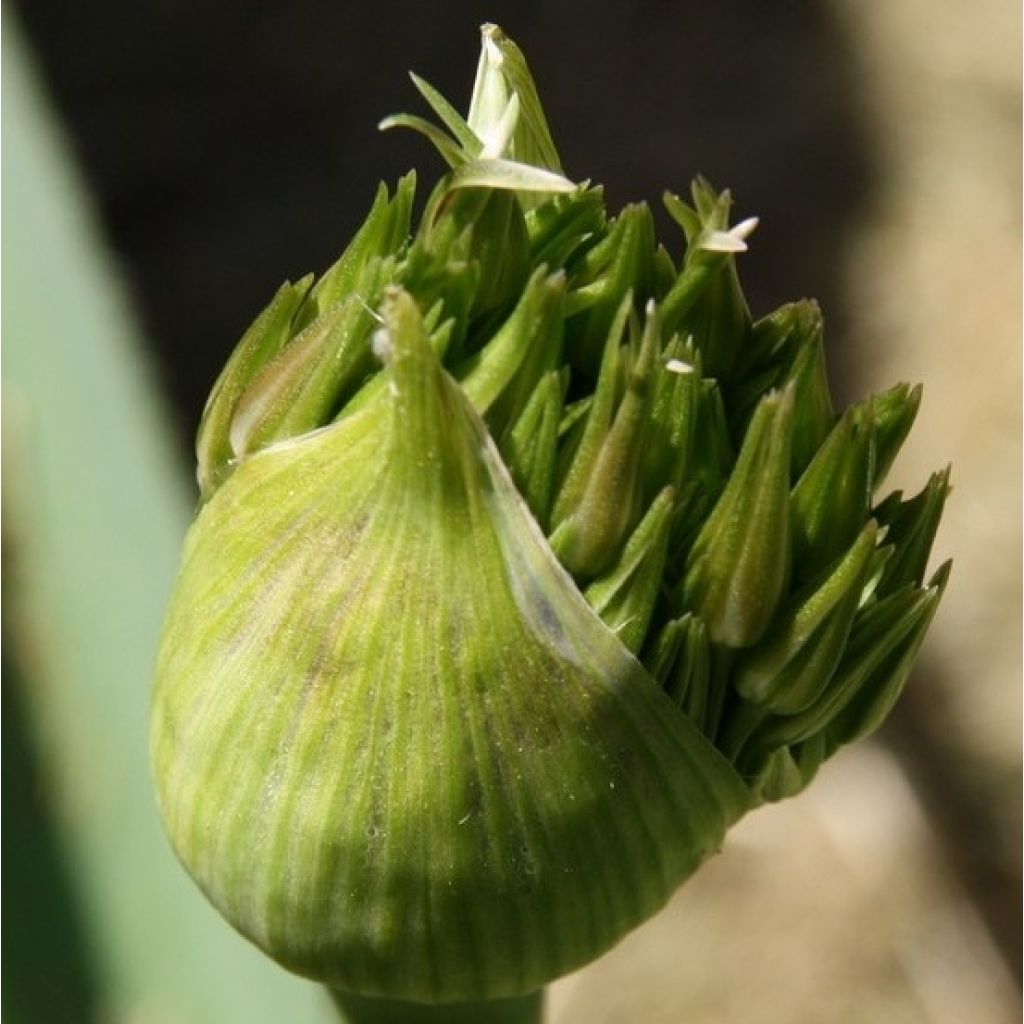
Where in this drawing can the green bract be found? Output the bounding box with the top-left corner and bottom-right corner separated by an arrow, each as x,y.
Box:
151,23 -> 950,1004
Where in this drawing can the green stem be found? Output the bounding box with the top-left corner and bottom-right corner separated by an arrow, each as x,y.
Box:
330,988 -> 544,1024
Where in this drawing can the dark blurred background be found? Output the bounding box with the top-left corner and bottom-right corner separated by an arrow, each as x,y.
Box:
11,0 -> 872,441
5,2 -> 1020,1022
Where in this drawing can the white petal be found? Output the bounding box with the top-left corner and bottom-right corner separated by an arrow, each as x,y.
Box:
666,358 -> 695,375
700,230 -> 748,253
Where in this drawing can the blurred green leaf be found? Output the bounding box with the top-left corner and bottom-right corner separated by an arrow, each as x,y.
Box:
2,22 -> 336,1023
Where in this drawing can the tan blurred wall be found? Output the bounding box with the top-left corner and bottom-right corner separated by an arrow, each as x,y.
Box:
834,0 -> 1022,940
836,0 -> 1022,767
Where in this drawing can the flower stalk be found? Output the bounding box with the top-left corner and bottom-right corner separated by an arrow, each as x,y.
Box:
331,990 -> 543,1024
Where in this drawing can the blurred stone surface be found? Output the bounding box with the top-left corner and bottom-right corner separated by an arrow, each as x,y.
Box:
549,745 -> 1018,1023
831,0 -> 1022,972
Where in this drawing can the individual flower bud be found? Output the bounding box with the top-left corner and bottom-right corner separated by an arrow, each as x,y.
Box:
640,334 -> 701,503
736,300 -> 801,377
301,172 -> 417,323
749,577 -> 942,753
455,265 -> 566,435
564,203 -> 656,372
380,24 -> 567,186
644,613 -> 693,686
874,467 -> 951,597
748,745 -> 806,803
552,299 -> 655,581
653,243 -> 678,300
664,378 -> 735,571
827,561 -> 951,745
660,180 -> 755,380
195,275 -> 312,498
721,300 -> 834,479
502,368 -> 566,528
681,386 -> 794,647
381,30 -> 574,324
584,486 -> 676,652
527,186 -> 606,271
871,382 -> 922,488
469,191 -> 534,315
196,174 -> 418,500
733,520 -> 879,713
782,316 -> 835,479
228,285 -> 393,457
417,185 -> 531,318
689,379 -> 735,497
663,616 -> 713,734
467,24 -> 564,175
790,401 -> 875,583
746,729 -> 843,804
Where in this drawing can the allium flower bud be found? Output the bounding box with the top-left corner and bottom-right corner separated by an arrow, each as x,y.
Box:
152,23 -> 950,1007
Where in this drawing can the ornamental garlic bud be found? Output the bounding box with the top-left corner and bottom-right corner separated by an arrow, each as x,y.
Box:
151,23 -> 950,1006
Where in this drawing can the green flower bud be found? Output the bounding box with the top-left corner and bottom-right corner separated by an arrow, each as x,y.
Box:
656,615 -> 713,733
661,180 -> 754,380
195,274 -> 312,498
229,286 -> 391,456
584,485 -> 676,653
790,401 -> 875,582
564,203 -> 656,372
152,23 -> 950,1009
526,187 -> 606,271
304,173 -> 417,321
733,520 -> 879,714
548,292 -> 630,543
672,378 -> 734,546
681,387 -> 794,647
455,265 -> 566,435
451,189 -> 532,316
467,24 -> 563,176
640,333 -> 701,503
679,378 -> 737,520
748,745 -> 808,803
748,571 -> 945,755
726,299 -> 834,479
874,467 -> 951,597
550,299 -> 659,578
502,368 -> 566,528
828,561 -> 951,746
782,312 -> 835,478
871,382 -> 922,487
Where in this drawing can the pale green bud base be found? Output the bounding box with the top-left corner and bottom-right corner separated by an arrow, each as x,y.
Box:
332,989 -> 542,1024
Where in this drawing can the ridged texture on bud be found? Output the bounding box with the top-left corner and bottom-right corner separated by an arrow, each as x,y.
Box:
153,23 -> 950,1004
153,291 -> 747,1000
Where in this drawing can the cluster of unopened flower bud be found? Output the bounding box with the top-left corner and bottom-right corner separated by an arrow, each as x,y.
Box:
153,24 -> 949,1004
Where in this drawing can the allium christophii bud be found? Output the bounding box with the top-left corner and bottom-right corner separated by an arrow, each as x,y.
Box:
151,23 -> 950,1006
